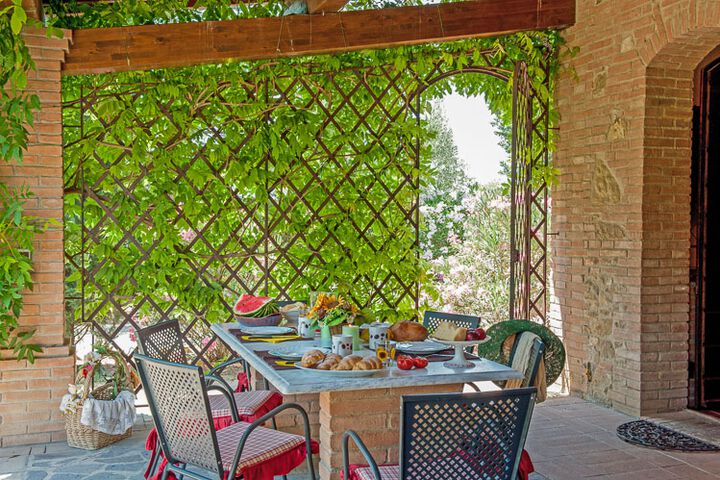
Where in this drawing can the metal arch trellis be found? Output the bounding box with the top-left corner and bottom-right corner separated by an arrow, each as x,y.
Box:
62,48 -> 550,369
508,59 -> 550,324
412,56 -> 550,326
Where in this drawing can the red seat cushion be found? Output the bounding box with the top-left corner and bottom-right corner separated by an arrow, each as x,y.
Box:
208,391 -> 282,419
217,421 -> 306,473
348,464 -> 400,480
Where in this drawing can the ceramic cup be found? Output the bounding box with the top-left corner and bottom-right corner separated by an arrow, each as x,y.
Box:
368,323 -> 390,351
332,334 -> 353,357
298,316 -> 313,339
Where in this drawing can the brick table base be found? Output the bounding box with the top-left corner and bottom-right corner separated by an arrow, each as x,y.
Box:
318,383 -> 464,480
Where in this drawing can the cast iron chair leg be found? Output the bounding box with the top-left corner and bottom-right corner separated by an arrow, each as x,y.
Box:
342,430 -> 381,480
262,377 -> 280,431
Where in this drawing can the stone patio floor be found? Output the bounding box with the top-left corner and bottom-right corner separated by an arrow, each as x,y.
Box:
2,396 -> 720,479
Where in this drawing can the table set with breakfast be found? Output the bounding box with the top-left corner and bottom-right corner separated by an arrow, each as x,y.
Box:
211,294 -> 523,480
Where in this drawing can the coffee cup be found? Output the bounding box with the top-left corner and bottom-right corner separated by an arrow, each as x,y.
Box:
332,334 -> 353,357
298,316 -> 313,339
368,323 -> 390,351
342,325 -> 361,351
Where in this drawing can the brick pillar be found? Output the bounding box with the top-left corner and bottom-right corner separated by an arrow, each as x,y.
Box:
0,27 -> 73,447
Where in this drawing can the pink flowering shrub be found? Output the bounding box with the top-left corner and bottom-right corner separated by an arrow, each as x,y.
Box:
421,182 -> 511,326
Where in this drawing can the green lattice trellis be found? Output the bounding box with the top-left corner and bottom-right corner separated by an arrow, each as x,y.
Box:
62,50 -> 549,367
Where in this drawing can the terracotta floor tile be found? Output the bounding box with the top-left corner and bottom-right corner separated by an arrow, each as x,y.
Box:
527,398 -> 720,479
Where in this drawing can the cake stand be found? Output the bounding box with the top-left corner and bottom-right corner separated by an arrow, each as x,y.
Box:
429,336 -> 491,368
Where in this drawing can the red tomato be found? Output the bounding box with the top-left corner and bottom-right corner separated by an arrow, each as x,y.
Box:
412,357 -> 429,369
397,356 -> 414,370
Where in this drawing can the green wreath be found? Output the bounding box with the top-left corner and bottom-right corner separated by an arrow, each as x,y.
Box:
477,319 -> 566,385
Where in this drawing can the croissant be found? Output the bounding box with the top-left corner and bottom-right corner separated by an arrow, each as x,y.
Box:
354,356 -> 383,370
300,349 -> 326,368
316,354 -> 342,370
332,355 -> 364,371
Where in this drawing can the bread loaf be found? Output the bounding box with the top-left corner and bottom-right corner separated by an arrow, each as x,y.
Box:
389,321 -> 428,342
432,321 -> 467,341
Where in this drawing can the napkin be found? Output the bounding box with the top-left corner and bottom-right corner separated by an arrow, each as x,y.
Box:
240,335 -> 301,344
274,360 -> 298,368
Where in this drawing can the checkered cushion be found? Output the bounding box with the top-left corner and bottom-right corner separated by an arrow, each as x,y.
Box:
354,465 -> 400,480
208,390 -> 277,418
216,420 -> 306,472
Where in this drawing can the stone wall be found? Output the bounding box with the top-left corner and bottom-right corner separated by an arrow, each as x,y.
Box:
0,28 -> 74,447
553,0 -> 720,415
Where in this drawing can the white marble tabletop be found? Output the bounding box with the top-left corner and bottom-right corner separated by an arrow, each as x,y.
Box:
212,322 -> 523,395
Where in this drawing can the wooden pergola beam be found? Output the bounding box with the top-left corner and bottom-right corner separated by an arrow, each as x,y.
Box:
63,0 -> 575,76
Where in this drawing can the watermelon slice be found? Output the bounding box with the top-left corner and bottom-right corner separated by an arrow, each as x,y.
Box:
234,294 -> 279,318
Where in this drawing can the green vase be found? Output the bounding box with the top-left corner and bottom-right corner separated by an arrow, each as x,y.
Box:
320,324 -> 333,348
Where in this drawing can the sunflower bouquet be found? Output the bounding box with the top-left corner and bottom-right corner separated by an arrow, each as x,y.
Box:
307,293 -> 360,328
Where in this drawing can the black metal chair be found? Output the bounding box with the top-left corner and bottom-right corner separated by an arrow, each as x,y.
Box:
422,310 -> 480,335
343,388 -> 536,480
136,320 -> 283,477
136,320 -> 250,392
135,353 -> 317,480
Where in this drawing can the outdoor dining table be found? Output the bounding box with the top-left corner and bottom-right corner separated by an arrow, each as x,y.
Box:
212,322 -> 523,480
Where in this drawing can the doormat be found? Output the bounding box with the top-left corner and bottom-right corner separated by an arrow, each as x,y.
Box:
617,420 -> 720,452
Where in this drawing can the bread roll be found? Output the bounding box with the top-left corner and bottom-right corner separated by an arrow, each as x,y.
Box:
389,321 -> 428,342
332,355 -> 364,371
316,354 -> 342,370
354,356 -> 383,370
300,349 -> 326,368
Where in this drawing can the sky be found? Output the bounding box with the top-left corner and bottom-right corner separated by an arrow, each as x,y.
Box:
436,92 -> 507,184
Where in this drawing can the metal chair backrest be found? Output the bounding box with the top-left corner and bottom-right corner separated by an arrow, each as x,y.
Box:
422,310 -> 480,335
135,354 -> 223,475
509,334 -> 546,388
136,319 -> 188,364
400,388 -> 536,480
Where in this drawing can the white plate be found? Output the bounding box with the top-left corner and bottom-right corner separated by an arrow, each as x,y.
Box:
395,340 -> 448,355
428,336 -> 491,347
268,346 -> 329,361
295,365 -> 383,377
240,326 -> 295,336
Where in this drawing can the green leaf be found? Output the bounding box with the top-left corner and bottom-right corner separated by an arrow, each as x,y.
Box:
10,5 -> 27,35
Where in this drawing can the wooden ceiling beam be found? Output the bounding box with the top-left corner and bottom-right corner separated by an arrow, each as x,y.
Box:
62,0 -> 575,76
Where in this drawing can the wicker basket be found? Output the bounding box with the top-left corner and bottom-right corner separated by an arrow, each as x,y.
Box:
64,352 -> 137,450
65,383 -> 132,450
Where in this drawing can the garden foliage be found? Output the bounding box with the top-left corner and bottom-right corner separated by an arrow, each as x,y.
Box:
1,0 -> 560,361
